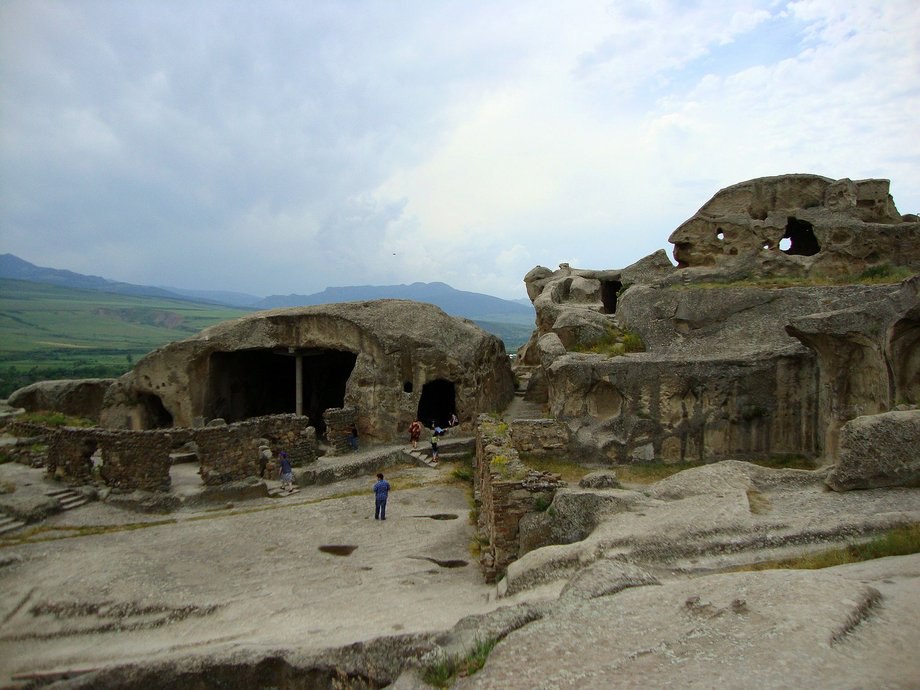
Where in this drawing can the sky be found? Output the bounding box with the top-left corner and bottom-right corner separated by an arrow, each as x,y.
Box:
1,1 -> 918,300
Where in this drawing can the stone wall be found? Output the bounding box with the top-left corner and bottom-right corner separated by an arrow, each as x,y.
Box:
98,431 -> 174,492
46,428 -> 98,486
474,415 -> 565,583
324,407 -> 357,455
35,414 -> 316,491
510,419 -> 570,455
196,415 -> 316,486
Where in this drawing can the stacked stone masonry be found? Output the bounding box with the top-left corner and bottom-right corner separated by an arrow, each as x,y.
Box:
324,407 -> 358,455
475,415 -> 566,583
38,414 -> 317,491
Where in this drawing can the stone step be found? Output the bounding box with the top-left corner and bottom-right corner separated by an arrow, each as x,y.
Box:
0,516 -> 26,535
45,487 -> 89,511
44,488 -> 73,498
60,496 -> 88,510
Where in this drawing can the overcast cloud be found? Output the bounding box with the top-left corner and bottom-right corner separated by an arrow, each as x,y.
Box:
1,0 -> 918,299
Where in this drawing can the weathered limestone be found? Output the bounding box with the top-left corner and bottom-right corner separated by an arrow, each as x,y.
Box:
668,174 -> 920,277
787,275 -> 920,458
99,300 -> 514,444
8,378 -> 114,423
516,175 -> 919,470
826,410 -> 920,491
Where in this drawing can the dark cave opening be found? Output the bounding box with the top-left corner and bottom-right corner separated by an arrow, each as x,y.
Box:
599,280 -> 622,314
138,393 -> 173,429
782,217 -> 821,256
205,349 -> 357,434
417,379 -> 456,429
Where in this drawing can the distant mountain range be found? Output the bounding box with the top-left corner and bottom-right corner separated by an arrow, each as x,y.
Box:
0,253 -> 534,323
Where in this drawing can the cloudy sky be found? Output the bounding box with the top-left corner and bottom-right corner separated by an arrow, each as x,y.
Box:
1,0 -> 918,300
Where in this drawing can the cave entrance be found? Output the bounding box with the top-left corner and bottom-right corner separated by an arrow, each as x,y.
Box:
599,280 -> 622,314
204,348 -> 357,435
137,393 -> 173,429
781,217 -> 820,256
417,379 -> 456,429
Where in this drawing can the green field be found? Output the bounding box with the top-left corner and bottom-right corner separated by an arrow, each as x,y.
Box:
0,279 -> 535,398
0,279 -> 250,398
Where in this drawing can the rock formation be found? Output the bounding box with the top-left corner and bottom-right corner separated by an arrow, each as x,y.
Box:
668,174 -> 919,276
516,174 -> 919,474
7,378 -> 114,423
99,300 -> 515,443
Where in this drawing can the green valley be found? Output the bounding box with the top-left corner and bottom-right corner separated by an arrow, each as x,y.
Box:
0,279 -> 250,397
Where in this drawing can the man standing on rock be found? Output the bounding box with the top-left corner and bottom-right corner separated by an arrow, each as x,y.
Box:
373,473 -> 390,521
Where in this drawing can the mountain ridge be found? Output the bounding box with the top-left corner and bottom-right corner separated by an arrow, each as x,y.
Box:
0,254 -> 533,323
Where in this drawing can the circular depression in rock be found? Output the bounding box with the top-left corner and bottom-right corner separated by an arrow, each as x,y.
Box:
318,545 -> 358,556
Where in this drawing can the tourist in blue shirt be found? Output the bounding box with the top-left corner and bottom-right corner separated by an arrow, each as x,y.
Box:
278,452 -> 294,493
373,472 -> 391,520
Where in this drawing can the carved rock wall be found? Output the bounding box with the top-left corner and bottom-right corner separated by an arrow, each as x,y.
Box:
100,300 -> 514,445
517,175 -> 919,469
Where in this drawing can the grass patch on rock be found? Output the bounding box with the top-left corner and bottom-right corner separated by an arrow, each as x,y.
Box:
422,637 -> 498,688
571,326 -> 645,356
739,524 -> 920,571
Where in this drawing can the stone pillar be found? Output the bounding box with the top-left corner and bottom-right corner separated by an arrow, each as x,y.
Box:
295,354 -> 303,416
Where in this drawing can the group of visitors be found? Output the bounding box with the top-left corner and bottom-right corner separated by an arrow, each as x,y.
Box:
259,412 -> 462,521
408,414 -> 460,463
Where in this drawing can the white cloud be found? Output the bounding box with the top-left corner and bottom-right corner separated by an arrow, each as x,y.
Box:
1,0 -> 918,299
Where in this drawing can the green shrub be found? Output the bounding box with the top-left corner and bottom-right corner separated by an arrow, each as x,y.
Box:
533,494 -> 552,512
572,326 -> 645,356
421,637 -> 498,688
452,466 -> 473,483
621,330 -> 645,353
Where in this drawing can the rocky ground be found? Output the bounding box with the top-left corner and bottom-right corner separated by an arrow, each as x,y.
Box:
1,444 -> 919,689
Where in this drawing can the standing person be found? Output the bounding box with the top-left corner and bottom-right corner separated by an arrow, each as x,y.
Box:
430,426 -> 440,464
408,419 -> 422,448
278,451 -> 293,492
373,472 -> 391,520
449,413 -> 459,428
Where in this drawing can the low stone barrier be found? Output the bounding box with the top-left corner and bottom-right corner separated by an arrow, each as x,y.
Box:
32,414 -> 317,491
474,415 -> 565,583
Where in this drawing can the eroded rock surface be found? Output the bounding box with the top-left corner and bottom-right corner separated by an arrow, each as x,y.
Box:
8,379 -> 114,423
827,409 -> 920,491
516,175 -> 919,470
98,300 -> 514,443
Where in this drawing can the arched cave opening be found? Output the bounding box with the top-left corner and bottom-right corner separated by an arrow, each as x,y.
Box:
599,280 -> 622,315
138,393 -> 173,429
204,349 -> 357,435
417,379 -> 456,429
782,217 -> 820,256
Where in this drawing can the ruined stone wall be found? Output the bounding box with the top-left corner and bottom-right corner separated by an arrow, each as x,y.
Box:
195,415 -> 316,486
475,416 -> 565,583
37,414 -> 316,490
251,414 -> 317,466
324,407 -> 357,455
98,431 -> 173,492
46,428 -> 98,485
510,419 -> 570,456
